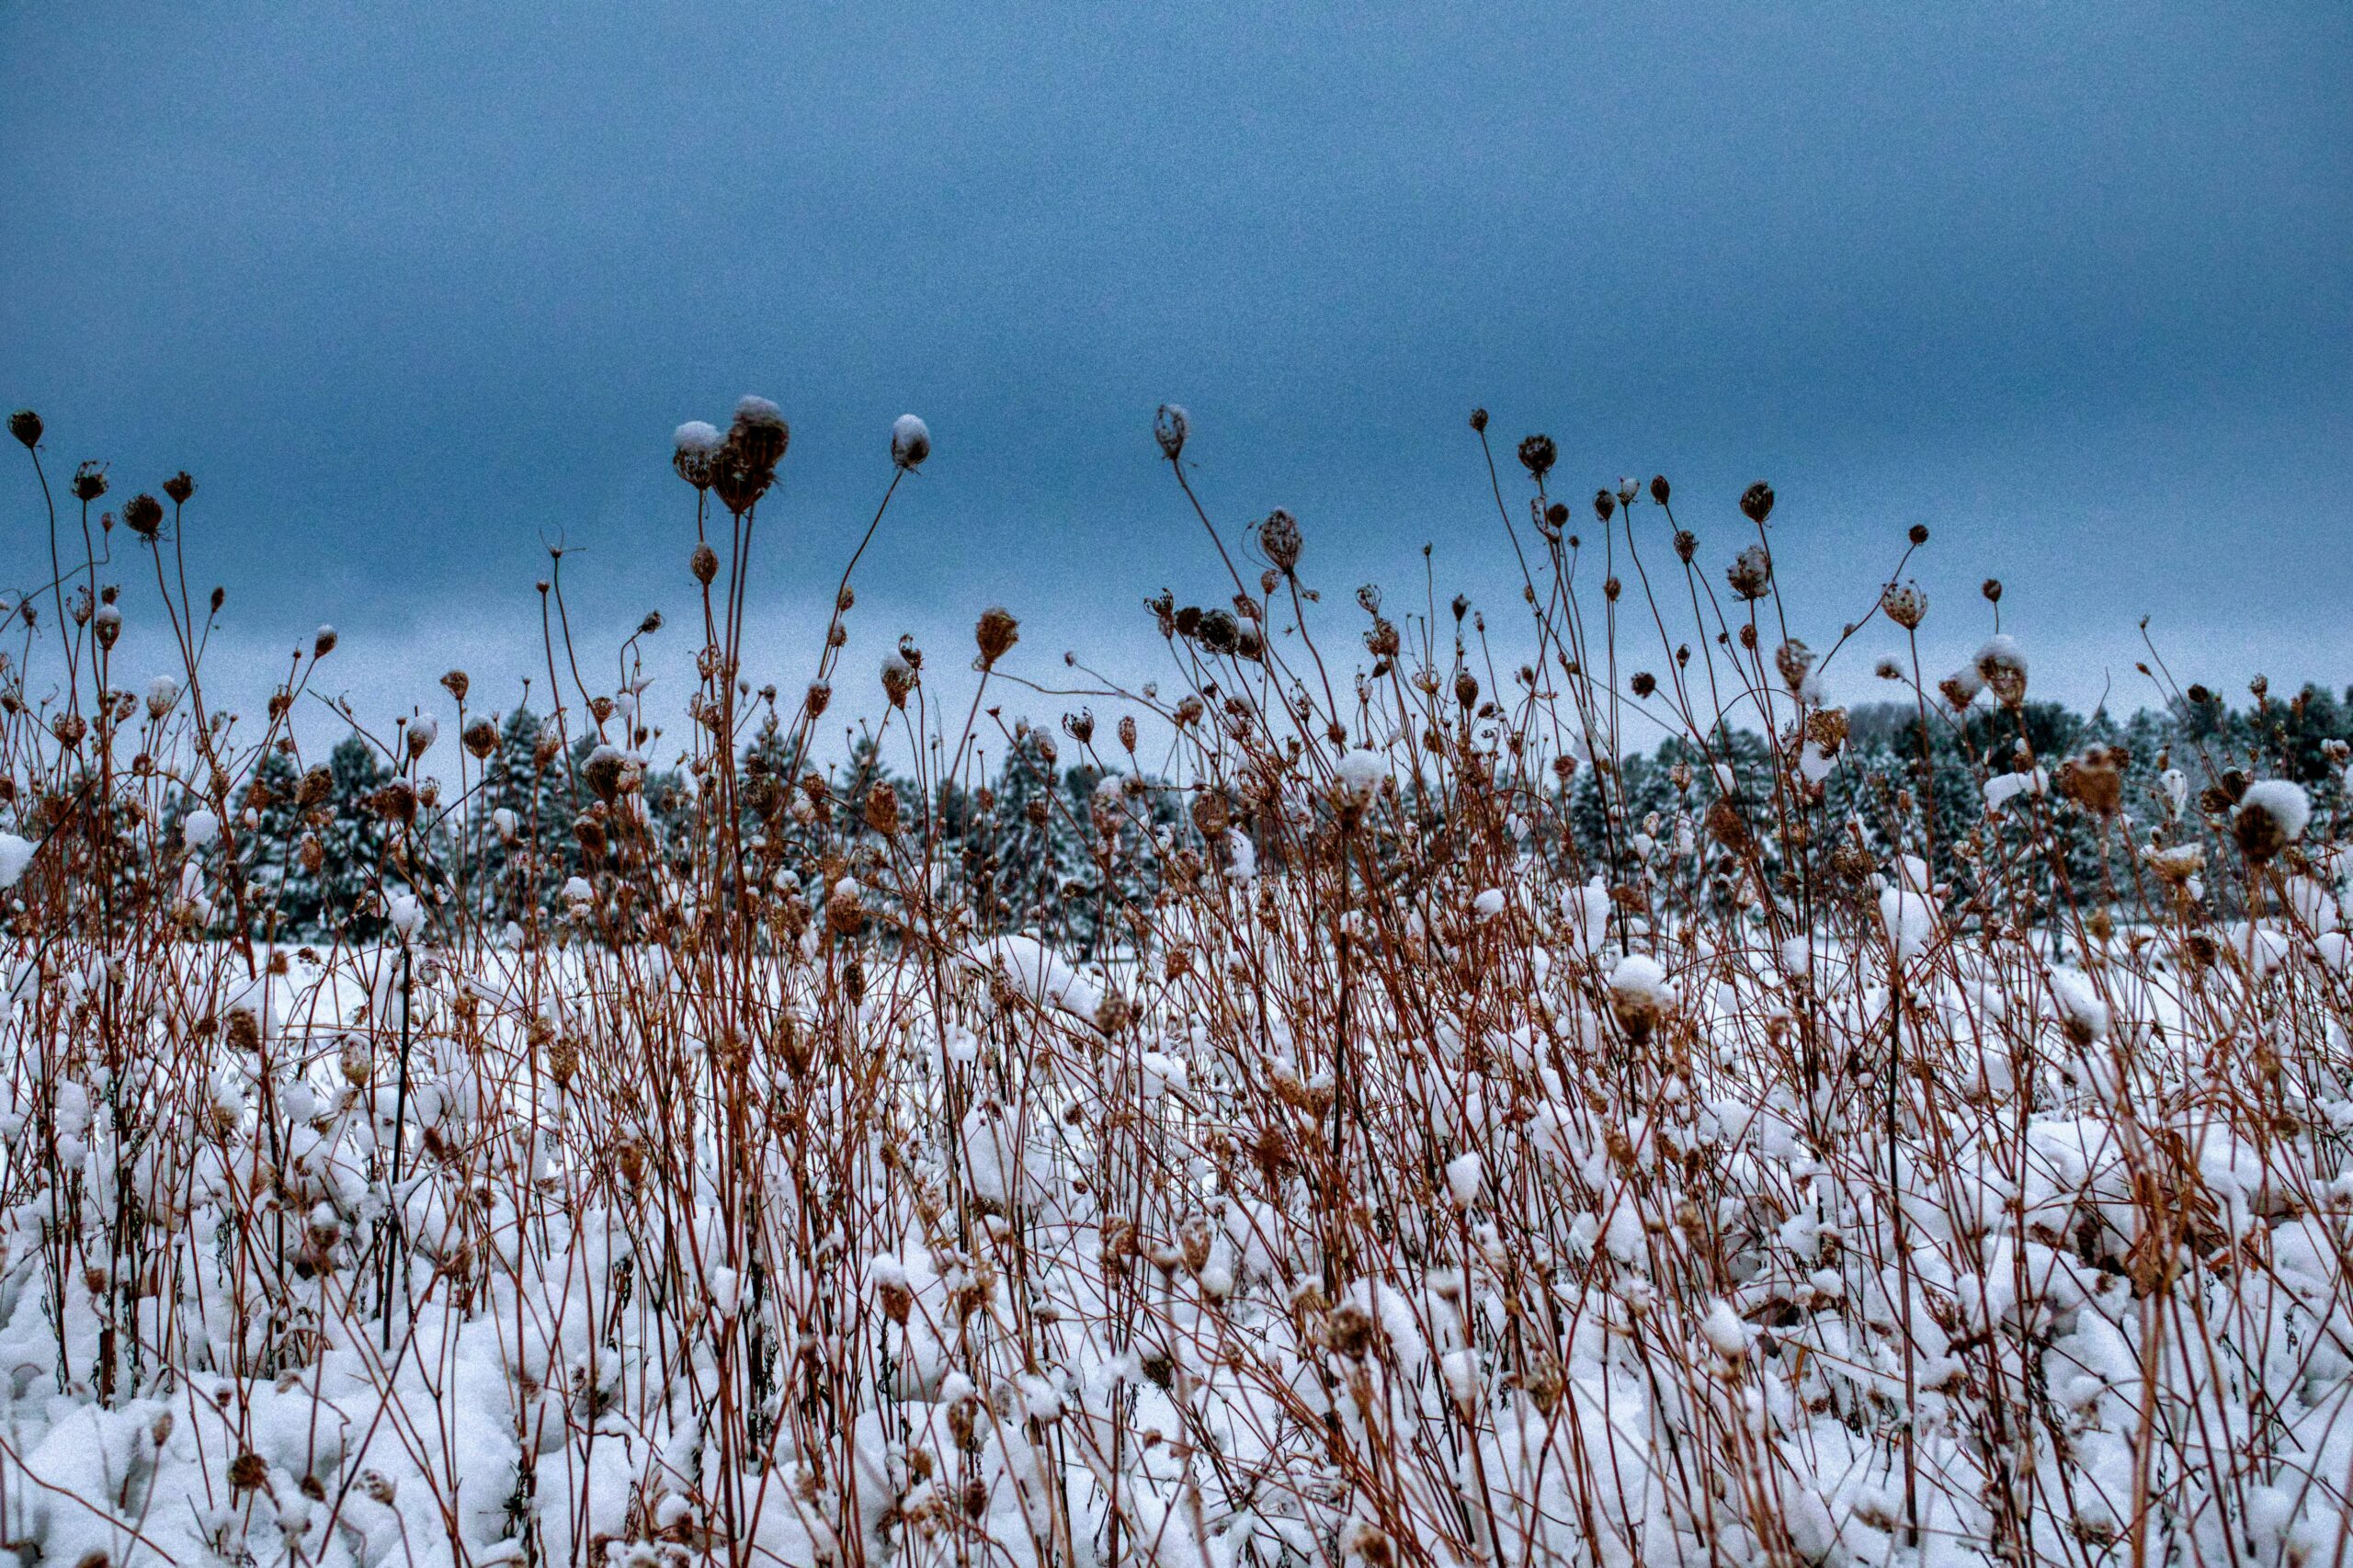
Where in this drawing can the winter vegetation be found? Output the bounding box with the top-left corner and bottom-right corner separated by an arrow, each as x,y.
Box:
2,398 -> 2352,1568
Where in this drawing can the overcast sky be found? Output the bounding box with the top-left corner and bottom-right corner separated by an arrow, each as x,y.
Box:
4,2 -> 2348,749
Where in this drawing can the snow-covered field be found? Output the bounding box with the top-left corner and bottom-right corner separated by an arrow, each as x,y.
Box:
5,403 -> 2353,1567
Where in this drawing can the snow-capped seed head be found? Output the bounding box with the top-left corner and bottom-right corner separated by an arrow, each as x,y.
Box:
1881,579 -> 1927,631
1334,747 -> 1385,803
92,603 -> 121,650
1740,481 -> 1775,524
1726,543 -> 1772,601
1608,954 -> 1670,1041
881,649 -> 914,708
313,624 -> 337,658
1258,508 -> 1302,572
122,493 -> 163,538
975,605 -> 1019,667
729,395 -> 789,466
1154,403 -> 1189,460
1617,475 -> 1640,506
145,676 -> 180,720
6,410 -> 40,449
406,715 -> 438,758
889,414 -> 931,470
1974,634 -> 2028,708
2234,779 -> 2311,865
1517,433 -> 1556,483
672,421 -> 722,489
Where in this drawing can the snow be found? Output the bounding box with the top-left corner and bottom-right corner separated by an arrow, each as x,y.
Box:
0,833 -> 33,889
181,808 -> 220,848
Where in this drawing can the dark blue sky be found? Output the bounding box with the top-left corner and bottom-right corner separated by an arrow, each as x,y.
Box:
5,2 -> 2349,733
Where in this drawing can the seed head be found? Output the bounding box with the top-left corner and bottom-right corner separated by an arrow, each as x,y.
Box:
890,414 -> 931,470
1469,407 -> 1489,433
1739,481 -> 1775,524
2233,780 -> 2310,865
1593,488 -> 1615,524
122,494 -> 164,538
1974,634 -> 2028,708
6,410 -> 40,449
440,669 -> 470,702
463,717 -> 498,758
1154,403 -> 1189,460
1982,577 -> 2003,604
1907,522 -> 1928,545
313,624 -> 337,657
1673,528 -> 1696,562
1617,476 -> 1640,506
72,461 -> 108,503
1517,434 -> 1556,484
881,650 -> 914,708
975,606 -> 1020,667
672,421 -> 722,489
728,396 -> 790,471
1258,508 -> 1302,573
1881,580 -> 1927,631
164,471 -> 194,505
1726,543 -> 1772,601
690,541 -> 719,585
1650,474 -> 1670,506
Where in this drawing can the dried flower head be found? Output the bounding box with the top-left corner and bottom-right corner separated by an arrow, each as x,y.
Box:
728,396 -> 790,471
975,606 -> 1020,667
891,414 -> 931,470
1881,580 -> 1927,630
1650,474 -> 1671,506
1593,488 -> 1615,523
1154,403 -> 1189,460
1517,434 -> 1556,484
163,471 -> 194,505
1726,543 -> 1772,601
6,410 -> 40,449
72,461 -> 108,503
1739,481 -> 1775,524
122,494 -> 164,538
1974,635 -> 2028,708
672,421 -> 721,489
1258,508 -> 1302,572
2234,780 -> 2310,865
1468,407 -> 1488,432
